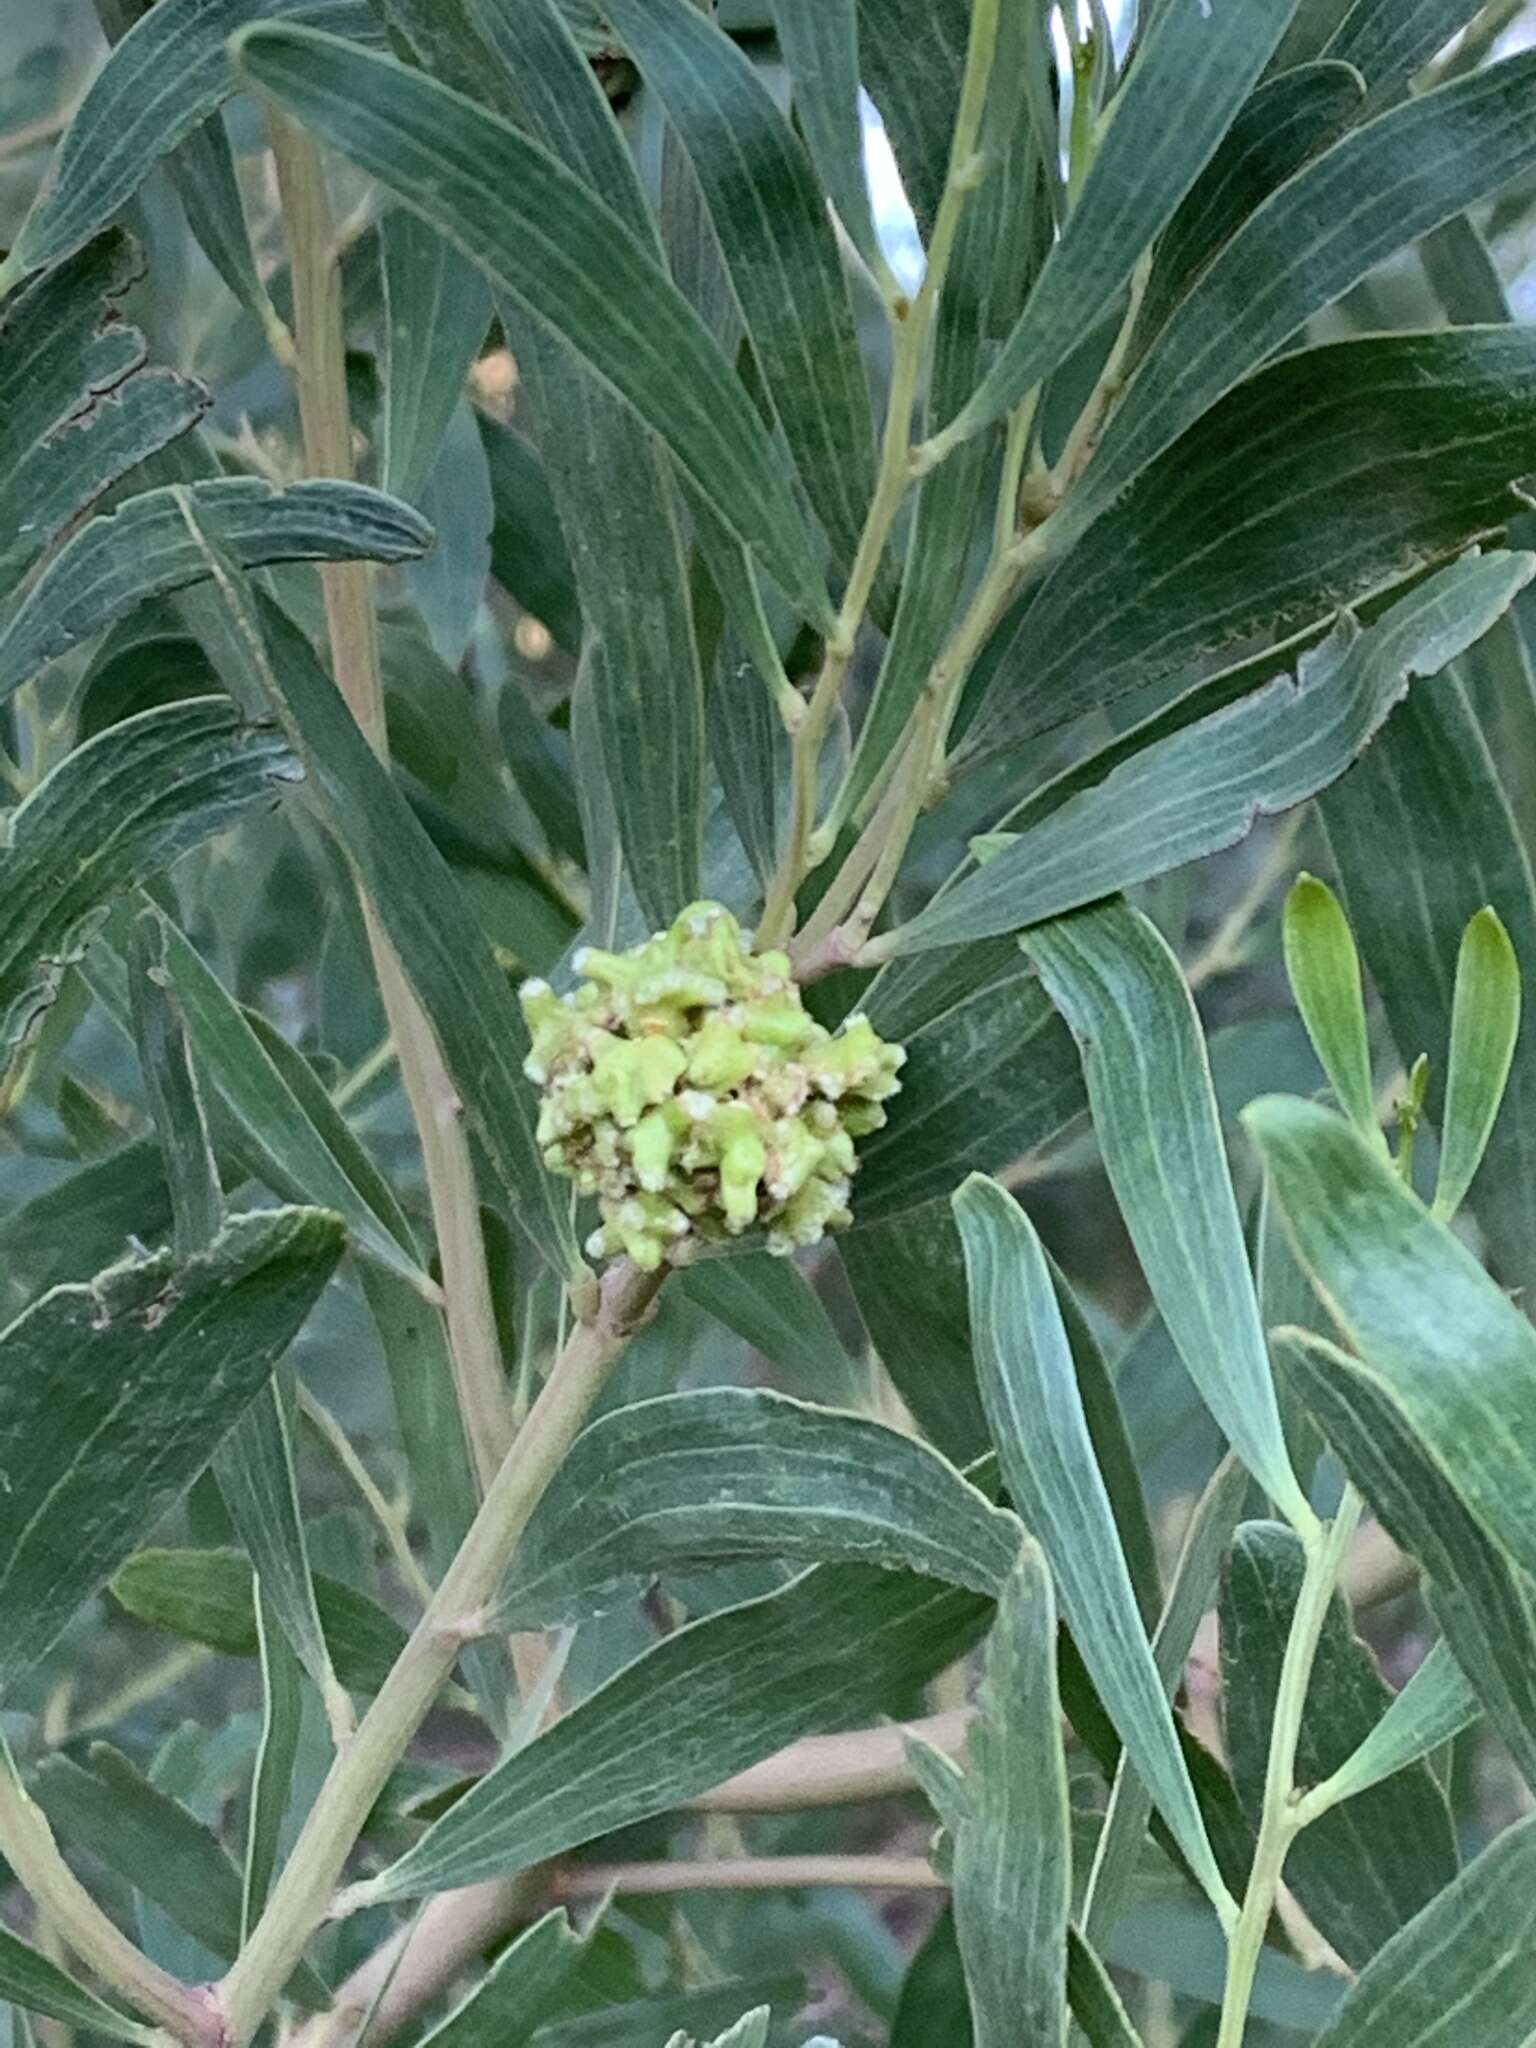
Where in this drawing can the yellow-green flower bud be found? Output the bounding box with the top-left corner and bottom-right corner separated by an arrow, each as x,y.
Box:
520,901 -> 905,1269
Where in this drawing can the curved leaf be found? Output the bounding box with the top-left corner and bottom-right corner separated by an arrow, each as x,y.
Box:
233,24 -> 831,627
1435,906 -> 1522,1221
605,0 -> 875,577
767,0 -> 884,276
492,1388 -> 1021,1628
0,476 -> 432,700
1303,1638 -> 1480,1814
0,231 -> 208,596
1323,0 -> 1489,113
356,1565 -> 990,1904
2,0 -> 382,283
0,697 -> 297,1056
1023,904 -> 1309,1528
1283,874 -> 1382,1147
961,328 -> 1536,763
1311,1814 -> 1536,2047
953,1174 -> 1232,1921
1076,53 -> 1536,529
903,553 -> 1534,952
0,1207 -> 343,1699
1248,1095 -> 1536,1587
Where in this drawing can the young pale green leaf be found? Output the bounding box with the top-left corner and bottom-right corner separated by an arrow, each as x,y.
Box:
0,698 -> 296,1060
1319,632 -> 1536,1296
767,0 -> 885,279
1249,1095 -> 1536,1586
380,209 -> 490,504
676,1255 -> 858,1398
232,25 -> 831,629
128,909 -> 222,1260
1221,1521 -> 1457,1967
1278,1328 -> 1536,1790
0,1924 -> 158,2046
948,1541 -> 1070,2048
1073,53 -> 1536,531
1323,0 -> 1490,113
1129,62 -> 1364,364
605,0 -> 875,581
111,1547 -> 412,1697
855,952 -> 1086,1220
356,1565 -> 990,1904
1,0 -> 381,284
952,1174 -> 1233,1924
1023,904 -> 1309,1530
491,1388 -> 1021,1628
0,232 -> 208,597
1310,1814 -> 1536,2047
30,1744 -> 326,2007
935,0 -> 1299,449
1300,1639 -> 1480,1818
961,328 -> 1536,763
188,547 -> 577,1276
152,912 -> 436,1292
213,1381 -> 348,1740
1282,874 -> 1383,1149
415,1908 -> 588,2048
0,1205 -> 341,1698
1433,908 -> 1521,1221
244,1585 -> 303,1935
0,477 -> 431,701
901,554 -> 1534,953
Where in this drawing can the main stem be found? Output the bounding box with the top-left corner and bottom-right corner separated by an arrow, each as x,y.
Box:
267,117 -> 511,1497
215,1258 -> 663,2047
755,0 -> 1001,947
1214,1490 -> 1362,2048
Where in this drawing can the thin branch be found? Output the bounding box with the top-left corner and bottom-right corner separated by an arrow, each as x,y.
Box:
556,1856 -> 944,1899
296,1386 -> 434,1609
215,1258 -> 664,2048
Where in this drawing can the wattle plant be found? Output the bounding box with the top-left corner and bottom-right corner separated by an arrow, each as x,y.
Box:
3,3 -> 1536,2047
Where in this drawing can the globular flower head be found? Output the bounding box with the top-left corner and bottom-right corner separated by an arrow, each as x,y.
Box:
520,902 -> 905,1270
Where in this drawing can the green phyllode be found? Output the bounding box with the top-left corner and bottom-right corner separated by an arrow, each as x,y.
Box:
520,903 -> 906,1269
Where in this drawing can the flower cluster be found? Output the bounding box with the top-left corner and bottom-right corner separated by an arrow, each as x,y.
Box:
520,903 -> 906,1270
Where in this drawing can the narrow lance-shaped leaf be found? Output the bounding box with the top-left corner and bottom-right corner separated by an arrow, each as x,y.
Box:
767,0 -> 886,280
0,0 -> 383,283
1323,0 -> 1490,113
1434,907 -> 1521,1221
1302,1638 -> 1481,1817
232,23 -> 832,628
380,208 -> 491,504
0,476 -> 432,701
491,1388 -> 1022,1629
0,698 -> 298,1062
1283,874 -> 1384,1149
1221,1521 -> 1457,1966
353,1565 -> 990,1905
1070,54 -> 1536,534
947,1541 -> 1071,2048
243,1585 -> 302,1936
180,516 -> 579,1277
152,910 -> 438,1292
29,1745 -> 327,2006
0,1207 -> 342,1699
1023,904 -> 1310,1529
1248,1095 -> 1536,1587
1278,1327 -> 1536,1791
960,330 -> 1536,763
0,230 -> 208,598
952,1174 -> 1233,1923
899,554 -> 1535,954
604,0 -> 876,580
416,1909 -> 590,2048
0,1924 -> 159,2047
935,0 -> 1300,448
1310,1814 -> 1536,2048
128,908 -> 222,1259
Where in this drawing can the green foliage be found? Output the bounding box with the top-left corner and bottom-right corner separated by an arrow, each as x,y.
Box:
4,4 -> 1536,2043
